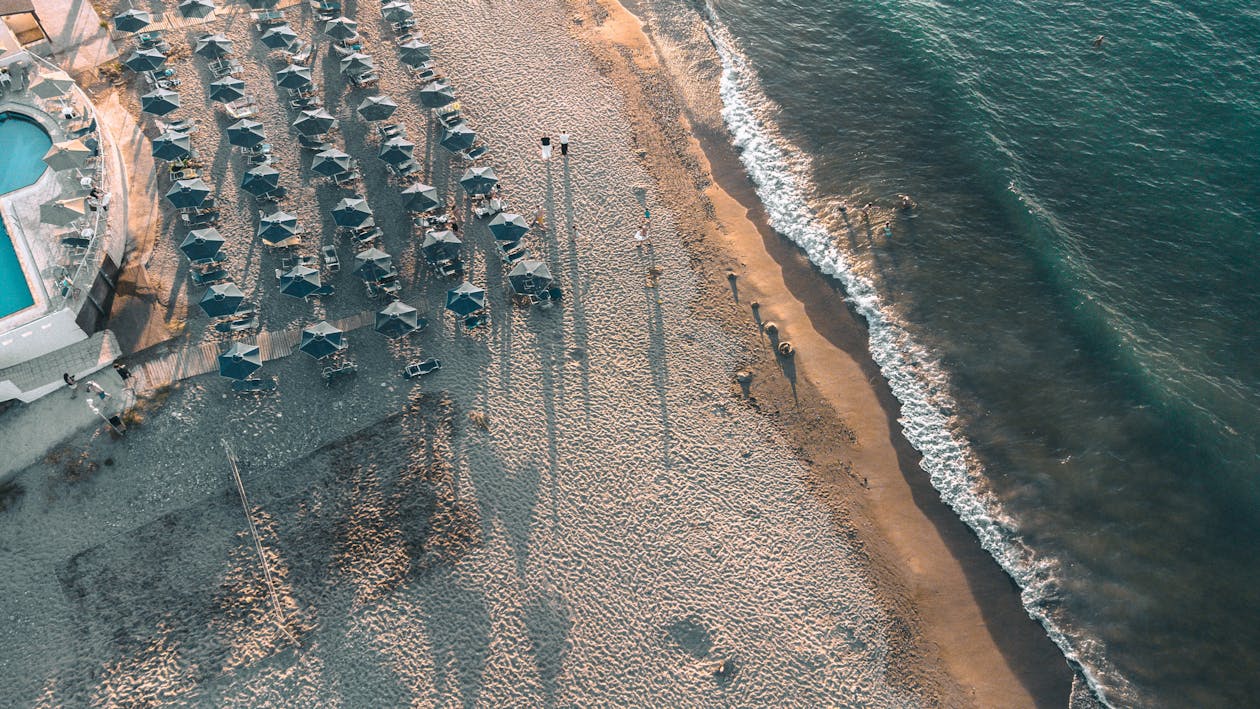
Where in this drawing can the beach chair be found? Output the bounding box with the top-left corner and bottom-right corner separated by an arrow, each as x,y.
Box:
349,71 -> 379,89
464,313 -> 487,331
137,31 -> 165,47
350,227 -> 381,246
377,122 -> 406,139
288,94 -> 322,111
285,41 -> 314,66
321,244 -> 340,272
60,235 -> 91,249
209,59 -> 243,78
461,144 -> 489,162
182,209 -> 220,226
332,169 -> 361,187
322,361 -> 357,386
189,267 -> 230,286
435,103 -> 461,123
402,358 -> 441,379
252,9 -> 285,30
160,118 -> 198,134
213,311 -> 258,332
232,377 -> 277,394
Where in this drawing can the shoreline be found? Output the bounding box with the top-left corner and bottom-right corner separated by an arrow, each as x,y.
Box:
575,1 -> 1074,705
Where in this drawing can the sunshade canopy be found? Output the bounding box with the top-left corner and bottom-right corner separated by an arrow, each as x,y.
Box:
227,119 -> 266,148
276,63 -> 313,89
261,24 -> 298,49
459,166 -> 498,196
280,265 -> 322,299
43,139 -> 92,172
488,213 -> 529,241
200,282 -> 245,317
208,76 -> 246,103
194,33 -> 234,60
123,48 -> 167,73
240,164 -> 281,196
332,197 -> 373,228
179,227 -> 225,261
418,81 -> 456,108
375,301 -> 419,338
401,183 -> 439,213
218,342 -> 261,380
300,321 -> 345,359
312,148 -> 353,178
165,178 -> 211,209
178,0 -> 216,18
140,88 -> 180,116
445,282 -> 486,316
356,94 -> 398,122
323,16 -> 359,41
377,136 -> 415,166
508,259 -> 554,295
113,8 -> 152,32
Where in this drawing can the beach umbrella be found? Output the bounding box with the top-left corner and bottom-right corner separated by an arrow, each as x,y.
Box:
339,52 -> 375,77
43,139 -> 92,172
398,39 -> 431,68
218,342 -> 261,380
276,63 -> 313,90
208,76 -> 246,103
439,122 -> 476,153
279,265 -> 322,299
375,301 -> 419,338
151,130 -> 192,161
356,95 -> 397,122
165,178 -> 211,210
488,213 -> 529,242
417,80 -> 455,108
247,0 -> 277,8
354,247 -> 393,281
459,166 -> 498,196
112,8 -> 151,33
377,136 -> 414,166
508,260 -> 553,296
123,48 -> 167,73
323,16 -> 359,41
40,198 -> 86,226
240,164 -> 281,197
332,197 -> 373,228
140,87 -> 180,116
445,281 -> 485,317
258,211 -> 298,245
179,227 -> 225,261
261,24 -> 298,49
178,0 -> 216,18
312,148 -> 352,178
421,230 -> 461,263
299,321 -> 345,359
292,108 -> 337,136
380,1 -> 413,22
401,182 -> 439,213
227,118 -> 266,148
194,33 -> 234,60
200,282 -> 245,317
30,71 -> 74,99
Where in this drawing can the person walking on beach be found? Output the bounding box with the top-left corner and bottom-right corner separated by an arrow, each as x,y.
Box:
533,205 -> 547,232
63,372 -> 77,397
85,380 -> 110,400
540,135 -> 552,161
559,132 -> 570,157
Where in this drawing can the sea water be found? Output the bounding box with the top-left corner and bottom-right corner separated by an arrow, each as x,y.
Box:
692,0 -> 1260,705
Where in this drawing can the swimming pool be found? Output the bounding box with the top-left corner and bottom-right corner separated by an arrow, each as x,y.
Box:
0,112 -> 52,318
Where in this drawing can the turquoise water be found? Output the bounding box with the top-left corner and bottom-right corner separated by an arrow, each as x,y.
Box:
689,0 -> 1260,704
0,112 -> 51,317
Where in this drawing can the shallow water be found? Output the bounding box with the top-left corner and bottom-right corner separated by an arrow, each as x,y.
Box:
684,0 -> 1260,704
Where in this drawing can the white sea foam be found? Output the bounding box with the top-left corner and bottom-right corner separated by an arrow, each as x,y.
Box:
699,6 -> 1125,706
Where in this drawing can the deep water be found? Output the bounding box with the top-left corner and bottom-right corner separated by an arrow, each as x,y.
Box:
697,0 -> 1260,704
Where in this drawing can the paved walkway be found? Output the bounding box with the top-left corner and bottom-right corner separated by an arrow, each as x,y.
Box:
32,0 -> 118,74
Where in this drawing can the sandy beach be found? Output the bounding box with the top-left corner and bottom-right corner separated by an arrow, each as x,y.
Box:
0,0 -> 1072,704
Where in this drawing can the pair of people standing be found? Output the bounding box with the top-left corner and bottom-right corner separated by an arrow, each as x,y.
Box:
540,133 -> 570,161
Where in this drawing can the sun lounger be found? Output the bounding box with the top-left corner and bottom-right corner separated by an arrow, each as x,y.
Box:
461,144 -> 489,161
279,253 -> 316,271
137,31 -> 165,47
321,244 -> 340,271
322,362 -> 357,385
349,71 -> 379,89
333,169 -> 361,186
350,226 -> 382,245
464,313 -> 487,331
190,267 -> 230,286
209,59 -> 243,78
60,235 -> 91,249
403,358 -> 441,379
288,94 -> 322,111
285,41 -> 314,66
298,135 -> 333,152
182,209 -> 220,226
252,9 -> 285,29
232,377 -> 277,394
190,253 -> 227,268
159,118 -> 198,134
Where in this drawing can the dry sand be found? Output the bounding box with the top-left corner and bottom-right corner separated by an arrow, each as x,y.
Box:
0,0 -> 1069,704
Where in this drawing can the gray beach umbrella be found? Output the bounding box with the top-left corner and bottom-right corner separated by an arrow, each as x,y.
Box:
356,95 -> 397,122
258,211 -> 298,245
276,64 -> 313,90
354,247 -> 394,281
30,71 -> 74,99
179,227 -> 225,261
377,136 -> 415,166
178,0 -> 216,18
112,8 -> 151,33
123,48 -> 167,73
375,301 -> 419,338
401,182 -> 439,213
339,52 -> 375,77
445,282 -> 485,317
380,1 -> 413,22
240,164 -> 281,197
247,0 -> 277,8
323,16 -> 359,41
194,33 -> 234,60
40,198 -> 86,226
152,130 -> 192,161
333,197 -> 373,228
218,342 -> 261,380
439,122 -> 476,153
292,108 -> 337,136
200,282 -> 245,318
417,81 -> 455,108
488,213 -> 529,241
508,259 -> 554,295
398,39 -> 431,68
43,139 -> 92,171
165,178 -> 211,210
300,321 -> 345,359
208,76 -> 246,103
140,88 -> 180,116
261,24 -> 298,49
280,265 -> 322,299
421,230 -> 461,263
312,148 -> 352,178
459,166 -> 498,196
227,119 -> 266,148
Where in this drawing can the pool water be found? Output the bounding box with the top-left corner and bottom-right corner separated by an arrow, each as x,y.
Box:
0,112 -> 53,318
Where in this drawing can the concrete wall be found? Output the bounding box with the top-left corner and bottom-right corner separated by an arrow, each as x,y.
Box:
0,307 -> 86,368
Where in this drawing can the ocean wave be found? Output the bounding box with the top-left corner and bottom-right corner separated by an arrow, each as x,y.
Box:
698,4 -> 1126,705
